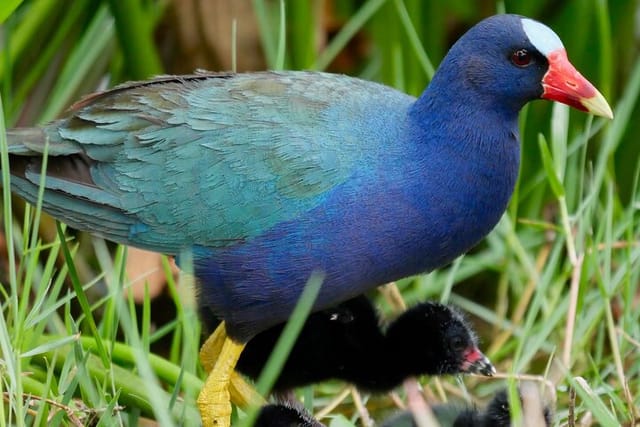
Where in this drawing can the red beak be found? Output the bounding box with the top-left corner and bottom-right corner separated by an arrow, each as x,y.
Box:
461,347 -> 495,376
542,49 -> 613,119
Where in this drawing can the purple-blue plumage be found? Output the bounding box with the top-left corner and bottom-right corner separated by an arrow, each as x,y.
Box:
194,16 -> 527,339
4,15 -> 611,341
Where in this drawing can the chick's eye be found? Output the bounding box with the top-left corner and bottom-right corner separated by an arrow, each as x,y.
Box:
451,336 -> 465,351
511,49 -> 531,67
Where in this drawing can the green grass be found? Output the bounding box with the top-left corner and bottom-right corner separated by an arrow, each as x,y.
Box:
1,0 -> 640,426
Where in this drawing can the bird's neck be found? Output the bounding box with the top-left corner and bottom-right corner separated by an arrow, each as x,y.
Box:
385,80 -> 522,273
411,72 -> 522,137
408,70 -> 522,186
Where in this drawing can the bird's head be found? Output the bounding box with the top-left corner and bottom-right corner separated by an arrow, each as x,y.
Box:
433,14 -> 613,119
520,17 -> 613,118
386,303 -> 495,377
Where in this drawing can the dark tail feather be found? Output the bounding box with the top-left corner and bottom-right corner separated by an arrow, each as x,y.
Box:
5,127 -> 79,155
4,127 -> 48,155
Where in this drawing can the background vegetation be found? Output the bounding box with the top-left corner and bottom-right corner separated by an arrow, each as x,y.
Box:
0,0 -> 639,425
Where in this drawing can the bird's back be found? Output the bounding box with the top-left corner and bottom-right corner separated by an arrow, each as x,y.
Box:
5,71 -> 414,255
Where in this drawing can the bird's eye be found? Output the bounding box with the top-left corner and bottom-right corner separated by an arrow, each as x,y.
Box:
451,336 -> 465,351
511,49 -> 532,67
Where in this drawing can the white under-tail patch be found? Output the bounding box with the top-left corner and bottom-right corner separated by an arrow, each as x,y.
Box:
521,18 -> 564,56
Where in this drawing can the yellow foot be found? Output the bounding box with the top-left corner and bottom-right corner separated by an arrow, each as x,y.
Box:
197,380 -> 232,427
197,322 -> 246,427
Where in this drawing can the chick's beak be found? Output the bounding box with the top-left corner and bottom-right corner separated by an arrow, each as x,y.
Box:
542,48 -> 614,119
462,348 -> 496,376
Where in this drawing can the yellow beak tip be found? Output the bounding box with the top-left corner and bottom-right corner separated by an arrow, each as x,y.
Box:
583,90 -> 614,120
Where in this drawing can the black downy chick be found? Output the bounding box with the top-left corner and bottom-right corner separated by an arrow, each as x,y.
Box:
254,403 -> 324,427
205,295 -> 494,393
381,387 -> 553,427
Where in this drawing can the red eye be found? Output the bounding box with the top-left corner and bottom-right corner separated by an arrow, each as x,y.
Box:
511,49 -> 531,67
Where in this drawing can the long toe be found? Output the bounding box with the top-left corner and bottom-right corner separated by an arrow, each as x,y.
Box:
230,371 -> 265,408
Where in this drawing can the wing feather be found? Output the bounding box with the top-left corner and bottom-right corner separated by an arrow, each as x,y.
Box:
7,71 -> 414,253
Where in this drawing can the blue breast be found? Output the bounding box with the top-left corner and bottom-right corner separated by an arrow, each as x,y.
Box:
195,90 -> 520,341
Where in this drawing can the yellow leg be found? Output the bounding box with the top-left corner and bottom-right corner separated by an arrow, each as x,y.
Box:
198,322 -> 245,427
199,323 -> 227,372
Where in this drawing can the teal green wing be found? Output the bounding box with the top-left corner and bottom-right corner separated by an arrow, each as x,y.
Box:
7,72 -> 411,253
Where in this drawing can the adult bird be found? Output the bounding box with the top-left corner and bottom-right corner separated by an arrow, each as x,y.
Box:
3,14 -> 612,426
